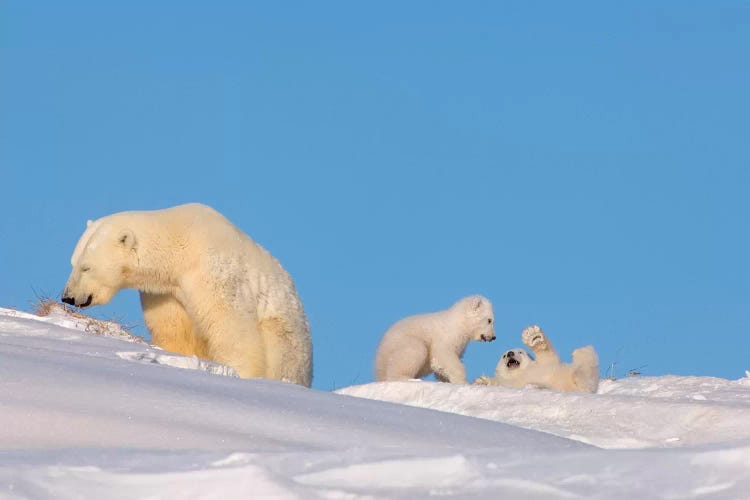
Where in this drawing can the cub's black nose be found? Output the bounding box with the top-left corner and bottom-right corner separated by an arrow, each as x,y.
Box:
507,351 -> 515,358
61,296 -> 75,305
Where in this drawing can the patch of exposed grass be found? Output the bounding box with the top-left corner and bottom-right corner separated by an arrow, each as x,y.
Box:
32,297 -> 145,343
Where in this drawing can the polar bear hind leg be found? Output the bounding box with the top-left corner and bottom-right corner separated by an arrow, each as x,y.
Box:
378,338 -> 429,381
571,345 -> 600,393
259,316 -> 310,386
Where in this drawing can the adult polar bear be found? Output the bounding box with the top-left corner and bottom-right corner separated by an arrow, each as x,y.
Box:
61,203 -> 312,387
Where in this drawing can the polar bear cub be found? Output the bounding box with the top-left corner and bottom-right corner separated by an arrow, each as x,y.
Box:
474,325 -> 599,392
375,295 -> 496,384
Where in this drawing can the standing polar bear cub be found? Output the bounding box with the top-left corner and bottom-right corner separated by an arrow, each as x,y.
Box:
61,203 -> 312,387
474,325 -> 599,393
375,296 -> 496,384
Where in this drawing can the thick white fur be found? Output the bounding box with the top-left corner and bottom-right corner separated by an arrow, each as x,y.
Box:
474,325 -> 599,393
374,296 -> 496,384
62,203 -> 312,386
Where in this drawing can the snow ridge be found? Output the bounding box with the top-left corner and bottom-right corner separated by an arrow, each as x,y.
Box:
1,308 -> 750,498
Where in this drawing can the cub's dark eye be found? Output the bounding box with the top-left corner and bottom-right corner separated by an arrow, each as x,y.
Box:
487,318 -> 493,324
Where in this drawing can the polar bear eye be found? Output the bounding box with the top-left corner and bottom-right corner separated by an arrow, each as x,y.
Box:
487,318 -> 492,324
81,266 -> 91,273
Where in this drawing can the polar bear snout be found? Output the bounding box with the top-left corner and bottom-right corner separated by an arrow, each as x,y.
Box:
79,294 -> 93,308
61,293 -> 93,308
480,333 -> 496,342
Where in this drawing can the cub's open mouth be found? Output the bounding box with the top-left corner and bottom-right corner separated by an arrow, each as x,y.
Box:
506,358 -> 521,369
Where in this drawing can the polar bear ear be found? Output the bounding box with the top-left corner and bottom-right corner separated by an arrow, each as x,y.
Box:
117,229 -> 136,250
471,296 -> 484,311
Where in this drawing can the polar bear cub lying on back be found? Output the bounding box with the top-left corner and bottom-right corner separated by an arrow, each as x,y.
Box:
474,325 -> 599,393
375,295 -> 496,384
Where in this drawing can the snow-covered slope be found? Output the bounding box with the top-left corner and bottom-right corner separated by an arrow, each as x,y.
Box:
338,375 -> 750,449
1,308 -> 749,499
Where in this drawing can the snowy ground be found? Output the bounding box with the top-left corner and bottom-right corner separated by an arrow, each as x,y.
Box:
1,307 -> 749,499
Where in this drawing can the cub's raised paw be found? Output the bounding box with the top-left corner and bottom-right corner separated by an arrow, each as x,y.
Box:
473,375 -> 494,385
522,325 -> 548,350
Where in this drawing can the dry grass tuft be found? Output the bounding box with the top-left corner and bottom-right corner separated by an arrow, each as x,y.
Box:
34,298 -> 85,319
31,297 -> 145,344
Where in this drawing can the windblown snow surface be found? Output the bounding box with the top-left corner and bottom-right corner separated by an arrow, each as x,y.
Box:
1,307 -> 749,499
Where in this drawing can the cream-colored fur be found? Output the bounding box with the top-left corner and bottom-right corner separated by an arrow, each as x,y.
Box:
473,325 -> 599,393
61,203 -> 312,386
374,296 -> 496,384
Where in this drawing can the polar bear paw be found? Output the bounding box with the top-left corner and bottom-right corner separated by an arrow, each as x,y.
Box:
522,325 -> 549,351
473,375 -> 494,385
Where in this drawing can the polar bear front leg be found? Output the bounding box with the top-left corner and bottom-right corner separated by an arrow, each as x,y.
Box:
430,349 -> 468,384
521,325 -> 549,351
521,325 -> 561,364
378,337 -> 430,381
176,275 -> 267,379
202,313 -> 267,379
140,292 -> 209,358
473,375 -> 497,385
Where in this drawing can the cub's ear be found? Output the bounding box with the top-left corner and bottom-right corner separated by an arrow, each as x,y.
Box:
117,229 -> 136,250
86,219 -> 93,228
472,296 -> 484,310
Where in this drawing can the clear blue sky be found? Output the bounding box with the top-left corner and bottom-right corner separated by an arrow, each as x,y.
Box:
1,2 -> 748,390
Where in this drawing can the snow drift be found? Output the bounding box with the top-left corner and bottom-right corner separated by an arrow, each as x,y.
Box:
1,307 -> 749,498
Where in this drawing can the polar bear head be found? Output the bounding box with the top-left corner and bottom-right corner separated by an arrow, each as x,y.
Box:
61,217 -> 138,308
494,348 -> 532,380
454,295 -> 496,342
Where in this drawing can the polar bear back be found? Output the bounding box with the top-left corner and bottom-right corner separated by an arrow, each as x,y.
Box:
100,204 -> 295,311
